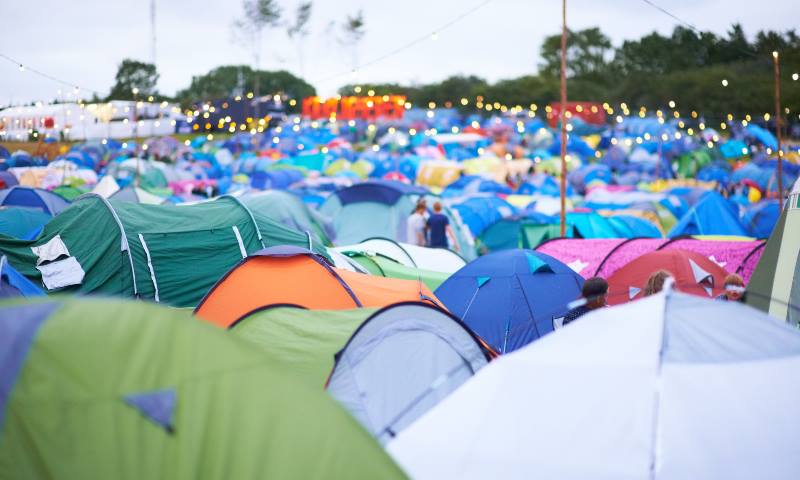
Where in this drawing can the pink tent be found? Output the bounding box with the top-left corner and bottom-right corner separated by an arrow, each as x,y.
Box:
536,237 -> 765,283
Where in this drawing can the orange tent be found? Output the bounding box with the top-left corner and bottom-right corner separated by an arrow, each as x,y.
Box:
195,246 -> 442,328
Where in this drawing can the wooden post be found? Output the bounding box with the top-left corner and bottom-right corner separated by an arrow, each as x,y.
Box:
773,51 -> 783,201
559,0 -> 568,236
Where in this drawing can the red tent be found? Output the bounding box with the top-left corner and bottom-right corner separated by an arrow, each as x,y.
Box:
607,249 -> 728,305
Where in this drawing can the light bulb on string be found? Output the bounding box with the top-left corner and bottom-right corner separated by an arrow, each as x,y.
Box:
431,32 -> 439,41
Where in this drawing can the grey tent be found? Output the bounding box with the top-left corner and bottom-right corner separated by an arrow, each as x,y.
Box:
747,179 -> 800,324
327,302 -> 492,444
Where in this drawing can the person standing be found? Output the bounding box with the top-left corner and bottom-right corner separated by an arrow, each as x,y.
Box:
406,199 -> 428,246
562,277 -> 608,326
426,202 -> 459,251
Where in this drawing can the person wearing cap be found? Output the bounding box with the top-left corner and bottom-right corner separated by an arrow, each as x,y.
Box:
562,277 -> 609,326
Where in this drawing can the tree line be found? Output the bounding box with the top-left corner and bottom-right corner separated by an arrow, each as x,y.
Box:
96,23 -> 798,120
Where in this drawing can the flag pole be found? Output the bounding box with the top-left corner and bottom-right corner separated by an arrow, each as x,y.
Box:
559,0 -> 568,236
773,51 -> 783,201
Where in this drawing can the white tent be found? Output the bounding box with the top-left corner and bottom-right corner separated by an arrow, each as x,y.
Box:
334,237 -> 466,274
388,288 -> 800,480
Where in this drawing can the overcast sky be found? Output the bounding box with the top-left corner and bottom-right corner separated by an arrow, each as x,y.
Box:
0,0 -> 796,105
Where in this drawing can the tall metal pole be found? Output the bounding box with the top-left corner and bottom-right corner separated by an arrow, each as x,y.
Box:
773,51 -> 783,201
150,0 -> 157,66
559,0 -> 568,236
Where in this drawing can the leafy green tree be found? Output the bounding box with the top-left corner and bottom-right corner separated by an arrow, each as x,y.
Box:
175,65 -> 315,107
340,10 -> 366,71
107,59 -> 159,100
539,27 -> 613,78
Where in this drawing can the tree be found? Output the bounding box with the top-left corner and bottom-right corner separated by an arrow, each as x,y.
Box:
340,10 -> 366,73
232,0 -> 282,116
539,27 -> 612,78
107,59 -> 159,100
175,65 -> 315,107
287,2 -> 313,77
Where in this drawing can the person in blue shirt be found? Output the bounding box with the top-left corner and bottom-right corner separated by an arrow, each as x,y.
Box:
426,202 -> 459,251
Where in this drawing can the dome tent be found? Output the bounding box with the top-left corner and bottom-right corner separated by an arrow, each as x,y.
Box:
335,237 -> 466,274
0,298 -> 405,479
0,195 -> 328,307
607,249 -> 728,305
435,249 -> 584,353
0,186 -> 70,216
388,289 -> 800,480
327,302 -> 493,444
195,246 -> 441,328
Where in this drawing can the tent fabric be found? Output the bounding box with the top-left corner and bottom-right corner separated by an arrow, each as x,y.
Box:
387,290 -> 800,480
345,252 -> 450,291
332,180 -> 429,206
747,186 -> 800,323
0,256 -> 44,298
0,298 -> 405,479
0,186 -> 70,216
327,302 -> 492,444
231,305 -> 378,387
606,249 -> 728,305
536,237 -> 765,282
435,249 -> 584,353
668,192 -> 748,237
0,195 -> 327,307
0,208 -> 50,239
335,237 -> 466,274
240,190 -> 334,246
195,246 -> 441,328
109,186 -> 168,205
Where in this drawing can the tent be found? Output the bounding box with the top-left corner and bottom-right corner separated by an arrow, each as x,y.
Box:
342,251 -> 450,291
239,190 -> 334,246
0,186 -> 70,216
320,180 -> 429,244
668,192 -> 748,237
537,237 -> 766,282
746,181 -> 800,324
92,175 -> 121,197
335,237 -> 466,274
0,207 -> 50,239
607,249 -> 728,305
109,186 -> 169,205
0,195 -> 327,307
0,255 -> 44,297
387,289 -> 800,480
478,213 -> 570,252
434,249 -> 584,353
327,302 -> 493,444
195,246 -> 441,328
741,200 -> 780,239
230,305 -> 377,387
0,171 -> 18,189
0,298 -> 405,479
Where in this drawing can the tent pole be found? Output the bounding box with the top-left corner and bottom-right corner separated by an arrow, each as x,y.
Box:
559,0 -> 568,237
773,51 -> 783,202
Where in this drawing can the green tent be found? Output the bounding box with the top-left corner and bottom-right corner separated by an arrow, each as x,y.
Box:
231,306 -> 378,387
51,185 -> 87,201
479,219 -> 572,253
343,252 -> 449,291
0,298 -> 406,479
239,190 -> 334,246
0,208 -> 50,239
0,194 -> 329,307
746,188 -> 800,324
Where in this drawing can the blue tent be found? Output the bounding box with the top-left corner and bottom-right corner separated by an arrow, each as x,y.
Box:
667,192 -> 748,237
569,164 -> 613,194
741,200 -> 780,239
0,187 -> 70,216
720,140 -> 749,159
443,176 -> 512,197
250,169 -> 305,190
566,212 -> 619,238
607,215 -> 662,238
434,249 -> 584,353
0,171 -> 18,188
0,144 -> 9,160
0,208 -> 51,239
451,195 -> 516,237
0,255 -> 44,298
744,124 -> 778,150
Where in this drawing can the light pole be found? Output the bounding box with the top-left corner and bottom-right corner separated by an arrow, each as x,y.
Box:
132,87 -> 140,187
772,51 -> 783,201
